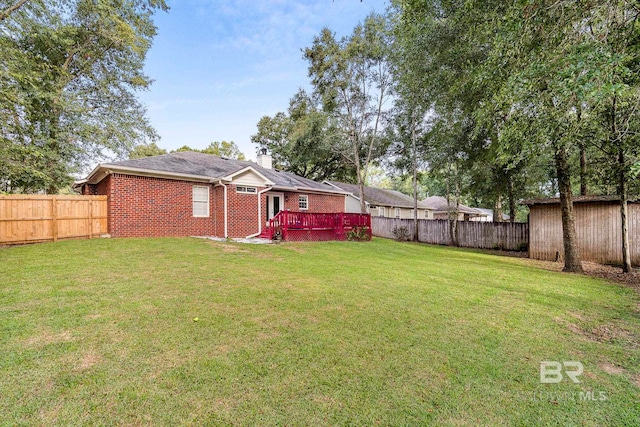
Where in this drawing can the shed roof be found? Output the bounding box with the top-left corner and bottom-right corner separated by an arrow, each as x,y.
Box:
81,152 -> 343,194
326,181 -> 436,210
521,195 -> 639,206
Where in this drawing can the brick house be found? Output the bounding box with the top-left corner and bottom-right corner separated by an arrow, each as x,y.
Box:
75,151 -> 348,238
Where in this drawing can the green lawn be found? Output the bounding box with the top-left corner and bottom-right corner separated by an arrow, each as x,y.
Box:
1,237 -> 638,426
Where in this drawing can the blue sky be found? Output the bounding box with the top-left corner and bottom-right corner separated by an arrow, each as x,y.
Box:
138,0 -> 389,160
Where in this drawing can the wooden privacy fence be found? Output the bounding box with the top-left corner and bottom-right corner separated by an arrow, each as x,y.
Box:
0,195 -> 108,245
372,217 -> 529,251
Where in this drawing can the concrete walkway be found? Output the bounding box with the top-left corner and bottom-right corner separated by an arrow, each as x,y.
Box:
193,236 -> 272,244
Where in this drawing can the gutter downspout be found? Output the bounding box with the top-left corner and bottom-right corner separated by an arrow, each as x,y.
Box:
215,180 -> 229,238
246,187 -> 272,238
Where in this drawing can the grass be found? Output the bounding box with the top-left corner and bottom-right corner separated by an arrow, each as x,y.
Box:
1,237 -> 639,426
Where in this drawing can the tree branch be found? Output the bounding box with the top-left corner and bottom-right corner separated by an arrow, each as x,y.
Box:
0,0 -> 30,23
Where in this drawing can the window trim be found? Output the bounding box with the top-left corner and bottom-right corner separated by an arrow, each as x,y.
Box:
395,208 -> 401,218
298,194 -> 309,210
236,186 -> 257,194
378,206 -> 386,217
192,185 -> 210,218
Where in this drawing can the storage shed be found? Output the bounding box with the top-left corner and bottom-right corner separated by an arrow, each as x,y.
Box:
523,196 -> 639,266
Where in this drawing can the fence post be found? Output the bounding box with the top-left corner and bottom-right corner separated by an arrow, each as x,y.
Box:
88,198 -> 93,239
51,196 -> 58,242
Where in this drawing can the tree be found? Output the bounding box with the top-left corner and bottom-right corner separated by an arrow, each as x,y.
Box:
582,2 -> 640,273
0,0 -> 167,193
386,97 -> 431,240
391,0 -> 588,271
202,141 -> 246,160
252,89 -> 355,181
304,14 -> 393,213
129,142 -> 167,159
386,11 -> 434,240
172,141 -> 246,160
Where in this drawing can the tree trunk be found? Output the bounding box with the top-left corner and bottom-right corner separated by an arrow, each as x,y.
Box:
609,97 -> 631,273
451,169 -> 460,246
494,194 -> 503,223
411,116 -> 419,241
358,180 -> 367,214
577,102 -> 588,197
508,176 -> 516,223
579,142 -> 588,196
445,165 -> 455,246
619,149 -> 632,273
555,144 -> 583,273
353,141 -> 367,214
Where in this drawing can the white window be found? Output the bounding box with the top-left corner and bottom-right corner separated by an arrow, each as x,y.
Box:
425,210 -> 430,219
236,186 -> 257,194
395,208 -> 401,218
378,207 -> 386,217
192,186 -> 209,217
299,195 -> 309,210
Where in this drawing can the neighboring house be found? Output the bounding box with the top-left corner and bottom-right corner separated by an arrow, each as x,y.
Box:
421,196 -> 487,221
75,151 -> 348,238
324,181 -> 436,220
523,196 -> 639,266
470,208 -> 510,222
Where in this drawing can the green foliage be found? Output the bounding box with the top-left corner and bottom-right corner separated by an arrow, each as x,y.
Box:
303,14 -> 393,210
391,225 -> 410,241
0,0 -> 167,193
128,142 -> 167,159
389,0 -> 640,226
251,89 -> 353,181
346,226 -> 371,241
172,141 -> 246,160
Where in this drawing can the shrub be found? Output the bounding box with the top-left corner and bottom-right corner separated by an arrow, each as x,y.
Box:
347,226 -> 371,241
392,225 -> 411,241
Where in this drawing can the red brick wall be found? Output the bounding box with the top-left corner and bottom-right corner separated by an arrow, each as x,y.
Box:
227,185 -> 265,237
282,191 -> 345,214
94,174 -> 217,238
90,173 -> 346,239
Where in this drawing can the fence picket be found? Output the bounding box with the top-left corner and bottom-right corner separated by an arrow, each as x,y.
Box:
1,195 -> 108,244
372,217 -> 528,251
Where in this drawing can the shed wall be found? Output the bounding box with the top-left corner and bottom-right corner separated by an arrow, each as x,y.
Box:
529,202 -> 639,266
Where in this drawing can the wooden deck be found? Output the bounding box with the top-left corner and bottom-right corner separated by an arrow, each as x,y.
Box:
264,211 -> 371,242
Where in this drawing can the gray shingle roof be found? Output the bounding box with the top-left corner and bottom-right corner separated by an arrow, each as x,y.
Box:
421,196 -> 484,215
327,181 -> 435,210
475,208 -> 509,220
96,152 -> 338,192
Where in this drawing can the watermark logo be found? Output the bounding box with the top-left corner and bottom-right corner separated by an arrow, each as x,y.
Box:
540,361 -> 584,384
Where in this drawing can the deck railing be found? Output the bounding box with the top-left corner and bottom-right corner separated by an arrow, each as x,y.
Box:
266,211 -> 371,241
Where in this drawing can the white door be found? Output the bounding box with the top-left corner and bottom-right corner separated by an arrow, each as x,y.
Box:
266,194 -> 283,222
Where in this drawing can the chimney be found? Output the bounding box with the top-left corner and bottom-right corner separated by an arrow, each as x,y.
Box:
256,148 -> 272,170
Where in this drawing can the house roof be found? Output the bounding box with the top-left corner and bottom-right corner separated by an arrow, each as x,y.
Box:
475,208 -> 510,220
420,196 -> 486,216
326,181 -> 436,210
521,195 -> 639,206
80,152 -> 346,194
